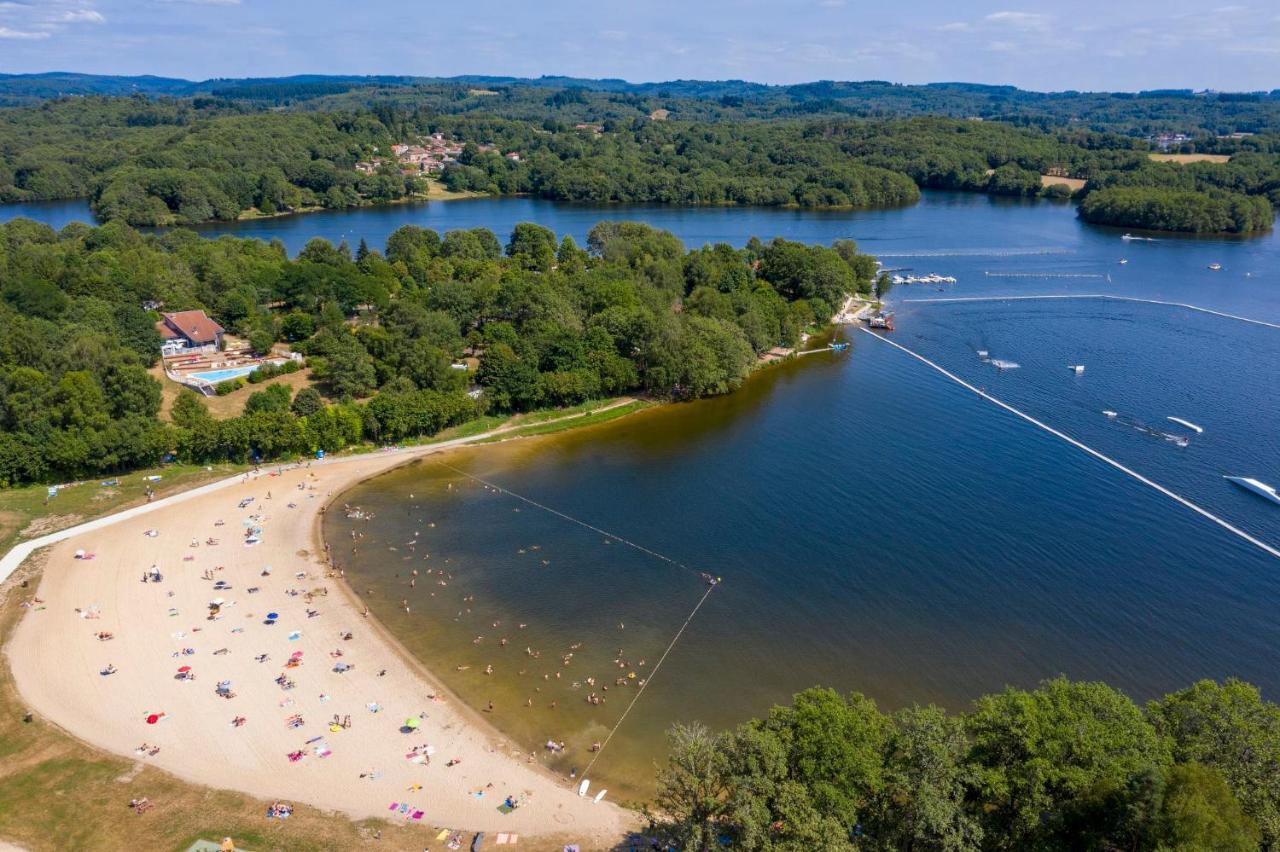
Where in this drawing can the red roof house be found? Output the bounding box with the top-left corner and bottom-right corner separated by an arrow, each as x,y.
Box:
156,310 -> 225,350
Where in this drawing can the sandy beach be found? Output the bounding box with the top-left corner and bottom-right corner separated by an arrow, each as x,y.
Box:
5,445 -> 633,848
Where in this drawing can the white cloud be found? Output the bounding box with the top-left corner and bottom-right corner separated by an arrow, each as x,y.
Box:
0,1 -> 106,39
58,9 -> 105,23
937,22 -> 971,32
0,26 -> 50,39
985,11 -> 1051,31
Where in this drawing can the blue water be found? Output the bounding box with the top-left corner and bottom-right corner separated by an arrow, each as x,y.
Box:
187,365 -> 261,383
8,191 -> 1280,794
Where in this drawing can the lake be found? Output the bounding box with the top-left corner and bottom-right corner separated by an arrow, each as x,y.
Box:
7,192 -> 1280,800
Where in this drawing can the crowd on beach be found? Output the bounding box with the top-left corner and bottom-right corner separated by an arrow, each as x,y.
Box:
17,462 -> 611,844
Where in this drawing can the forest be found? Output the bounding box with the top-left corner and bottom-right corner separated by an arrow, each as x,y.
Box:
0,93 -> 1276,233
0,215 -> 876,487
651,677 -> 1280,851
5,73 -> 1280,137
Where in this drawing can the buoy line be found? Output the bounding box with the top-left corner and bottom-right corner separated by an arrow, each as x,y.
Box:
582,582 -> 718,777
857,327 -> 1280,561
898,294 -> 1280,331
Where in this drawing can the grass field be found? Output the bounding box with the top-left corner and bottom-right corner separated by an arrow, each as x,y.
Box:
1148,153 -> 1231,164
1041,174 -> 1087,191
0,464 -> 242,556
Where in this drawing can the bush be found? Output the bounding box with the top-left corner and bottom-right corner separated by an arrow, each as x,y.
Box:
214,378 -> 246,395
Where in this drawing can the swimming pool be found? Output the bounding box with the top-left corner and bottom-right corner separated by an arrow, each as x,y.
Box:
188,365 -> 261,383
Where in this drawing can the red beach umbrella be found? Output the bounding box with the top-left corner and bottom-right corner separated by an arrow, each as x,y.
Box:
177,666 -> 192,673
146,713 -> 162,724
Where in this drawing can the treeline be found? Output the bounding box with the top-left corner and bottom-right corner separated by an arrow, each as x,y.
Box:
3,97 -> 1275,232
652,677 -> 1280,851
0,98 -> 420,225
1079,187 -> 1275,234
0,216 -> 876,486
7,74 -> 1280,136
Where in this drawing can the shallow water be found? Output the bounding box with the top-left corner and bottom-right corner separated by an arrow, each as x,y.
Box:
9,191 -> 1280,801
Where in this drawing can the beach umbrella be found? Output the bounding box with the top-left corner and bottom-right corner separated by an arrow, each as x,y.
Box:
267,612 -> 279,620
404,717 -> 422,729
146,713 -> 162,725
177,666 -> 191,673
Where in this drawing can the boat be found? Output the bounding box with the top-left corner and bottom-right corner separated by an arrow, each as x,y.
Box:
1103,410 -> 1117,418
577,779 -> 590,797
1208,263 -> 1222,271
829,342 -> 851,352
1069,365 -> 1085,374
1166,417 -> 1203,434
1225,476 -> 1280,507
1118,258 -> 1128,264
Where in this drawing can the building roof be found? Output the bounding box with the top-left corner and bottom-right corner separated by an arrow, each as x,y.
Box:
159,310 -> 224,344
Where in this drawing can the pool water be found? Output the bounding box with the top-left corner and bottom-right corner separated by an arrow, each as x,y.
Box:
188,365 -> 261,383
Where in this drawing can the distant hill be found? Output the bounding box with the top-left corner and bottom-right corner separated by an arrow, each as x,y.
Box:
0,72 -> 1278,134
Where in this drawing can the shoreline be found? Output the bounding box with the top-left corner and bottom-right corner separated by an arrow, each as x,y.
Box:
2,412 -> 649,846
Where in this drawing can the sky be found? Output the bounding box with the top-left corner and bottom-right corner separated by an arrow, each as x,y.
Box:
0,0 -> 1277,92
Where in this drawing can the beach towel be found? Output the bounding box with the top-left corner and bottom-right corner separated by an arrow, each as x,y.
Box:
398,803 -> 410,814
437,829 -> 450,841
497,803 -> 515,814
412,811 -> 424,820
389,802 -> 398,811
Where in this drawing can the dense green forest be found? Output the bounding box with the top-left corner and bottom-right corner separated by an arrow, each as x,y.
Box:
1,93 -> 1276,233
651,677 -> 1280,851
4,73 -> 1280,136
0,216 -> 875,487
1079,187 -> 1275,234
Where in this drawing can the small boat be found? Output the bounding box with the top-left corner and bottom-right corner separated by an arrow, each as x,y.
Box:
829,342 -> 851,352
1103,410 -> 1117,418
1225,476 -> 1280,507
1069,365 -> 1085,374
976,350 -> 988,359
593,789 -> 608,803
577,779 -> 590,797
1208,263 -> 1222,271
1118,258 -> 1128,264
1166,417 -> 1203,434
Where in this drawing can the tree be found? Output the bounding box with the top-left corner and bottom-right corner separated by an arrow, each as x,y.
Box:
243,382 -> 292,415
868,706 -> 983,851
171,390 -> 212,429
290,386 -> 324,417
1149,679 -> 1280,845
652,723 -> 731,852
966,678 -> 1170,847
1152,764 -> 1259,851
505,222 -> 558,271
101,364 -> 162,420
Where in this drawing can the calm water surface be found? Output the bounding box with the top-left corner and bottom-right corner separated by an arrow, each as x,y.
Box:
7,193 -> 1280,800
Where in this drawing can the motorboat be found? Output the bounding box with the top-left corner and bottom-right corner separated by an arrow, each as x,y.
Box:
1225,476 -> 1280,506
1208,263 -> 1223,271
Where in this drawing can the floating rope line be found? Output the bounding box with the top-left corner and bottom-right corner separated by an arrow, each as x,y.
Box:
872,247 -> 1073,258
899,294 -> 1280,331
982,272 -> 1107,279
582,581 -> 718,777
858,327 -> 1280,562
434,461 -> 707,579
433,460 -> 721,778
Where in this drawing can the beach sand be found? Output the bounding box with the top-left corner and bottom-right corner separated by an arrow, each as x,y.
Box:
5,449 -> 633,848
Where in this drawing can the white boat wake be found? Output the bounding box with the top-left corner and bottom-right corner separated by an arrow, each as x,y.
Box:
1167,417 -> 1204,434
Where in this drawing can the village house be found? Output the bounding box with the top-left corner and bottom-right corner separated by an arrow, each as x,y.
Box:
156,310 -> 225,355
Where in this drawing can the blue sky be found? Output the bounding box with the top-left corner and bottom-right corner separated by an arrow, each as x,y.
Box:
0,0 -> 1277,91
